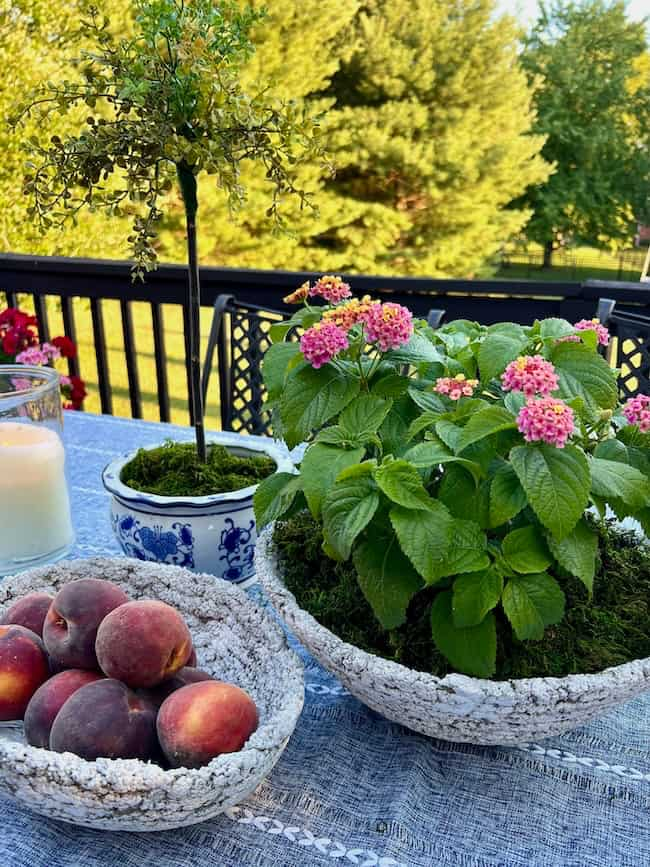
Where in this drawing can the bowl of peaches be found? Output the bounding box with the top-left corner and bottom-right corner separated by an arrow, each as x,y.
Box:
0,557 -> 304,831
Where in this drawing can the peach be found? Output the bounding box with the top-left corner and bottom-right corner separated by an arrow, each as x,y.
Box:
187,646 -> 197,667
138,667 -> 214,709
1,592 -> 53,637
43,578 -> 130,670
49,679 -> 158,761
96,600 -> 192,688
157,681 -> 259,769
24,669 -> 103,748
0,625 -> 50,721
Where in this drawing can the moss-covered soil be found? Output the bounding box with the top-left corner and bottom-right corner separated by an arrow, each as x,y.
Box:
273,514 -> 650,679
121,440 -> 275,497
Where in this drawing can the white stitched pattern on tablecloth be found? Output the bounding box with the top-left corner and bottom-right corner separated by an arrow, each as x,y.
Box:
516,743 -> 650,782
225,806 -> 405,866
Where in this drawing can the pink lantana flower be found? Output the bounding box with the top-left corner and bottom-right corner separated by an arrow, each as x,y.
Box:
574,318 -> 610,347
362,302 -> 413,352
622,394 -> 650,433
501,355 -> 559,397
15,346 -> 51,366
309,275 -> 353,304
517,397 -> 575,448
300,321 -> 349,369
434,374 -> 479,401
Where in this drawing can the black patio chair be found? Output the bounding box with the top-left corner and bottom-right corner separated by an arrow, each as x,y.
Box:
597,298 -> 650,398
426,308 -> 446,329
201,294 -> 289,435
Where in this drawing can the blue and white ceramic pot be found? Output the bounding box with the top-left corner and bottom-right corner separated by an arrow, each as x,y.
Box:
102,433 -> 293,587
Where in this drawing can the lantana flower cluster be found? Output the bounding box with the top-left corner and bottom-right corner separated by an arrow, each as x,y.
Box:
434,374 -> 479,401
516,397 -> 575,449
574,318 -> 610,347
501,355 -> 559,397
500,354 -> 575,447
287,277 -> 414,369
300,321 -> 349,369
0,307 -> 86,410
623,394 -> 650,433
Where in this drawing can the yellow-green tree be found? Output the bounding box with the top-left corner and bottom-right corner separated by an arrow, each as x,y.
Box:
164,0 -> 549,277
0,0 -> 131,256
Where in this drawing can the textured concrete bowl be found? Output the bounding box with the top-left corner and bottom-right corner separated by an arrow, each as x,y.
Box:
0,557 -> 304,831
256,526 -> 650,746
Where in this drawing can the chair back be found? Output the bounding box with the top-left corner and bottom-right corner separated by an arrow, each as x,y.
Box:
202,295 -> 287,435
597,298 -> 650,398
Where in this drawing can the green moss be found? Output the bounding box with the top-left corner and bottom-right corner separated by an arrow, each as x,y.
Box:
273,514 -> 650,680
121,440 -> 276,497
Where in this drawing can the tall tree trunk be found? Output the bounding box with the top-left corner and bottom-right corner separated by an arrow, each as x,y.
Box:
542,240 -> 554,269
177,160 -> 207,463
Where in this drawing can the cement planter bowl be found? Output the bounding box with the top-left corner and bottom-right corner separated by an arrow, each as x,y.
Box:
0,557 -> 304,831
103,432 -> 294,587
255,525 -> 650,746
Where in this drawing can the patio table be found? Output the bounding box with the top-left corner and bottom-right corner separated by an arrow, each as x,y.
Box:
2,410 -> 650,867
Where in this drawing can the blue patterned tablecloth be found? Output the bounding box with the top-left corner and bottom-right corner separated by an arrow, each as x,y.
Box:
2,411 -> 650,867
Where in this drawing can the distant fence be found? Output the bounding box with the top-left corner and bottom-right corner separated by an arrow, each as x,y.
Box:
1,253 -> 650,424
500,247 -> 648,282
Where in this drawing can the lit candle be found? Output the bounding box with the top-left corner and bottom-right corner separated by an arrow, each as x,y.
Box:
0,422 -> 74,566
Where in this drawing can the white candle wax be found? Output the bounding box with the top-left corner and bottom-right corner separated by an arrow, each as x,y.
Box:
0,422 -> 74,564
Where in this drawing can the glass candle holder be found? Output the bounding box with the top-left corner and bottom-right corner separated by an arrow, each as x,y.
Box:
0,365 -> 74,574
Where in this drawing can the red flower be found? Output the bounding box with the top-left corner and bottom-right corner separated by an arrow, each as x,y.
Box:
52,335 -> 77,359
2,332 -> 19,355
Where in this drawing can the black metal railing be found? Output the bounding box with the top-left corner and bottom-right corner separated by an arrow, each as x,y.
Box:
2,252 -> 650,425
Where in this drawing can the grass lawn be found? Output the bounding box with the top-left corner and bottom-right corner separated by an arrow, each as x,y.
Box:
496,244 -> 648,282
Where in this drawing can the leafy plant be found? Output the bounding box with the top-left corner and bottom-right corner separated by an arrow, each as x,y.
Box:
255,283 -> 649,678
15,0 -> 324,460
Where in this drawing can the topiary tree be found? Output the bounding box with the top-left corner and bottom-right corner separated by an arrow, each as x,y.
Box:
15,0 -> 324,460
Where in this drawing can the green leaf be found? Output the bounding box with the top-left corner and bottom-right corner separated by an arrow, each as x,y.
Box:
384,332 -> 445,365
280,365 -> 360,447
452,566 -> 503,628
489,462 -> 527,527
547,518 -> 598,594
339,395 -> 392,437
539,318 -> 575,340
510,444 -> 590,539
551,342 -> 618,410
301,443 -> 365,519
594,438 -> 650,476
477,324 -> 528,382
374,459 -> 435,511
262,342 -> 301,399
502,525 -> 552,573
253,472 -> 302,527
455,405 -> 517,453
502,573 -> 565,641
433,518 -> 490,578
430,591 -> 496,677
353,533 -> 423,629
407,386 -> 447,413
590,457 -> 650,511
403,441 -> 483,480
389,502 -> 453,584
372,374 -> 409,398
435,419 -> 464,451
321,463 -> 380,560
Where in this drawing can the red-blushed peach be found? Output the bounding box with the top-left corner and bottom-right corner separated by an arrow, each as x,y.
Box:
157,681 -> 259,769
137,667 -> 214,709
49,679 -> 158,761
0,625 -> 50,721
43,578 -> 130,670
1,592 -> 53,637
95,600 -> 192,688
24,669 -> 104,748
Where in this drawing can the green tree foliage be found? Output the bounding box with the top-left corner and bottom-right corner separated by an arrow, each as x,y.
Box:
319,0 -> 549,277
0,0 -> 131,256
518,0 -> 650,265
156,0 -> 550,276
